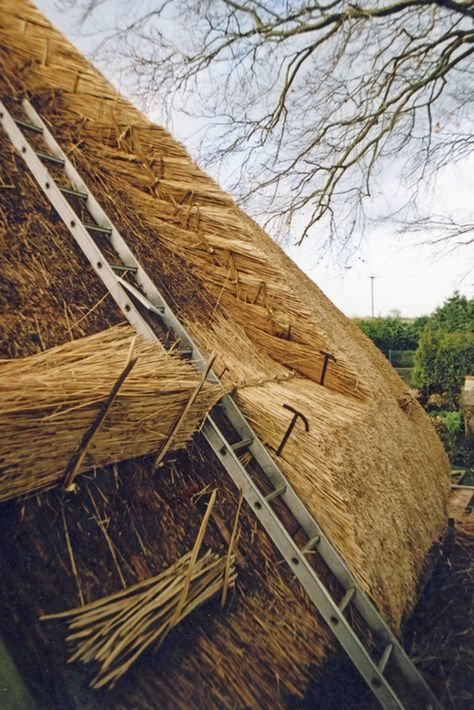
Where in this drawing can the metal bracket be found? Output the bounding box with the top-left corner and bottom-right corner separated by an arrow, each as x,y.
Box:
319,350 -> 337,386
276,404 -> 309,456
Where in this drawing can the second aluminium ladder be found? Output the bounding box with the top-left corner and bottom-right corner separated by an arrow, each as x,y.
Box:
0,97 -> 442,710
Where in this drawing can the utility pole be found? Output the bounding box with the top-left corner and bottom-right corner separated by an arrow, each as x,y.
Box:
370,275 -> 375,317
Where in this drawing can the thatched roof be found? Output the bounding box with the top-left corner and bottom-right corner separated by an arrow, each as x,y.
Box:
0,1 -> 450,707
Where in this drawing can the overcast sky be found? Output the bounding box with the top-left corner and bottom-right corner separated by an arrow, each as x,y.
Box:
35,0 -> 474,318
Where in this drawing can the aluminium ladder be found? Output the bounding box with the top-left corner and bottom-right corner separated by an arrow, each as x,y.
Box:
0,97 -> 442,710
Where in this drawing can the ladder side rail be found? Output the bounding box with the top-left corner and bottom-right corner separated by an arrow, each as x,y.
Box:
219,398 -> 407,635
0,100 -> 157,343
21,101 -> 234,382
203,417 -> 407,710
209,404 -> 442,705
5,102 -> 214,378
22,100 -> 199,350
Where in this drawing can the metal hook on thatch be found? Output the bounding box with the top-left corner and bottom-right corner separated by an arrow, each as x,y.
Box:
319,350 -> 337,386
276,404 -> 309,457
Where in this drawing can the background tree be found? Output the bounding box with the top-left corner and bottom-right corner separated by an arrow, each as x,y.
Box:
413,293 -> 474,408
354,315 -> 427,353
63,0 -> 474,249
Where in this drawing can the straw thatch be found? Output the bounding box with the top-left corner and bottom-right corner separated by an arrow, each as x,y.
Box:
0,1 -> 451,707
0,324 -> 223,501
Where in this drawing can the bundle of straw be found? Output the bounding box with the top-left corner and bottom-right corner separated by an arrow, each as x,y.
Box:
42,550 -> 234,689
0,325 -> 223,501
41,491 -> 237,689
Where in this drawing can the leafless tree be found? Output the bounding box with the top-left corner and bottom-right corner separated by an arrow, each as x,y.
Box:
61,0 -> 474,249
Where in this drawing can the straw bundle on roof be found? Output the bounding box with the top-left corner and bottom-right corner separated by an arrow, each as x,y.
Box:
0,324 -> 223,501
42,490 -> 237,690
0,1 -> 451,707
43,549 -> 236,689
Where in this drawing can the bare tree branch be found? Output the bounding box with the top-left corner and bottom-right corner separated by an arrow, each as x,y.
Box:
61,0 -> 474,250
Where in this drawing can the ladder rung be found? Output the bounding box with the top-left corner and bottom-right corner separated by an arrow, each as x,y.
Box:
85,223 -> 113,236
35,150 -> 65,167
116,276 -> 165,315
13,116 -> 43,133
339,587 -> 356,613
111,264 -> 138,274
265,484 -> 286,502
231,437 -> 254,453
178,347 -> 193,358
59,185 -> 88,200
378,643 -> 393,674
302,535 -> 321,553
